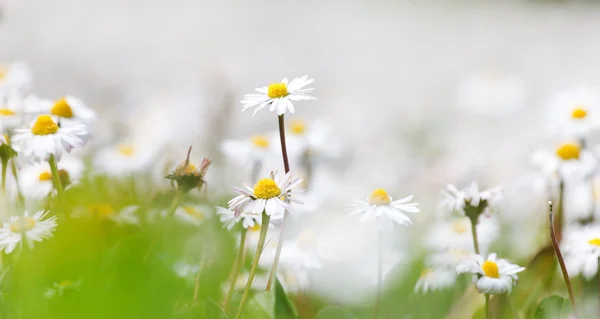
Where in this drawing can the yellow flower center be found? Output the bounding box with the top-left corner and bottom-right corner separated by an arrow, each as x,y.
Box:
39,171 -> 52,181
38,169 -> 70,184
267,83 -> 288,99
556,143 -> 581,161
588,238 -> 600,246
420,268 -> 433,278
0,108 -> 15,116
290,120 -> 306,135
452,221 -> 468,233
183,163 -> 197,174
571,106 -> 588,119
369,188 -> 391,205
0,67 -> 6,80
88,204 -> 115,218
253,178 -> 281,199
31,115 -> 59,136
249,224 -> 261,232
9,217 -> 37,233
182,206 -> 205,220
482,260 -> 500,279
51,98 -> 74,118
118,145 -> 134,157
251,135 -> 269,149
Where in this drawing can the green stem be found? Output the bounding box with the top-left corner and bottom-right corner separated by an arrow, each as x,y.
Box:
1,157 -> 8,197
48,154 -> 66,206
469,216 -> 480,255
143,190 -> 184,264
235,212 -> 271,319
485,294 -> 490,319
222,228 -> 248,311
374,229 -> 383,319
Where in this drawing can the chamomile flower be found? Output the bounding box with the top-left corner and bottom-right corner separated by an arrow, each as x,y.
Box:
228,171 -> 303,217
546,87 -> 600,137
24,95 -> 96,126
425,216 -> 499,253
262,229 -> 333,270
0,62 -> 31,93
0,94 -> 25,131
349,188 -> 419,228
220,134 -> 275,166
415,267 -> 457,293
216,207 -> 262,230
19,156 -> 84,199
0,210 -> 57,254
241,75 -> 315,116
456,253 -> 525,294
440,182 -> 502,216
285,119 -> 342,162
561,225 -> 600,280
93,142 -> 158,176
11,114 -> 88,162
173,205 -> 210,226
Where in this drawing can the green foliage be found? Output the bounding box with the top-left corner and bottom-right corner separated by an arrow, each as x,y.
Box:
315,306 -> 356,319
534,295 -> 572,319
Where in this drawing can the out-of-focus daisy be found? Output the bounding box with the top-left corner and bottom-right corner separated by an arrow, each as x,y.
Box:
546,87 -> 600,137
440,182 -> 502,216
93,142 -> 158,176
220,134 -> 275,166
425,216 -> 499,253
173,205 -> 210,226
285,119 -> 342,162
24,95 -> 96,126
457,73 -> 526,116
11,114 -> 88,162
0,95 -> 25,131
19,156 -> 84,199
531,142 -> 596,183
562,225 -> 600,280
0,62 -> 31,93
78,204 -> 140,226
349,188 -> 419,228
228,171 -> 303,217
278,267 -> 310,294
456,253 -> 525,294
415,267 -> 456,293
427,248 -> 474,269
0,210 -> 57,253
241,75 -> 315,116
216,206 -> 262,230
262,229 -> 333,270
44,279 -> 80,298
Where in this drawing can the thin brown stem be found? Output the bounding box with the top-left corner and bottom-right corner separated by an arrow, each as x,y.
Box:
549,201 -> 577,315
278,114 -> 290,173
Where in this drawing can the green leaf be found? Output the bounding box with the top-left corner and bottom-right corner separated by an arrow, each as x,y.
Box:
274,277 -> 299,319
315,306 -> 356,319
534,295 -> 572,319
244,291 -> 275,319
206,298 -> 228,319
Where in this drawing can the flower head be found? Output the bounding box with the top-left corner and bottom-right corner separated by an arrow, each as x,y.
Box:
216,207 -> 262,230
415,267 -> 457,293
25,95 -> 96,126
241,75 -> 315,116
94,142 -> 158,177
456,253 -> 525,294
349,188 -> 419,228
11,114 -> 88,161
19,156 -> 84,199
562,225 -> 600,280
0,210 -> 57,253
166,147 -> 211,193
440,182 -> 502,217
228,171 -> 303,217
546,87 -> 600,137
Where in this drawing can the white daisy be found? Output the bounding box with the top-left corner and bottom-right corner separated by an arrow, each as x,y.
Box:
561,225 -> 600,280
0,210 -> 57,254
216,207 -> 262,230
456,253 -> 525,294
285,119 -> 342,162
19,156 -> 84,199
546,86 -> 600,137
440,182 -> 502,216
425,216 -> 499,254
77,204 -> 140,226
0,62 -> 31,94
11,114 -> 88,162
349,188 -> 419,228
241,75 -> 315,116
427,248 -> 475,269
93,142 -> 158,177
261,229 -> 333,270
228,171 -> 303,217
415,267 -> 457,293
24,95 -> 96,126
220,134 -> 276,166
0,94 -> 25,131
173,205 -> 210,226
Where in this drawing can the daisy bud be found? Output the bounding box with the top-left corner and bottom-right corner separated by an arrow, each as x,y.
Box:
166,146 -> 211,193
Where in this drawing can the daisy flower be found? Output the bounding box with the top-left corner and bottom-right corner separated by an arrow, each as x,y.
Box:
19,156 -> 84,199
24,95 -> 96,126
78,204 -> 140,226
93,142 -> 158,176
546,86 -> 600,137
285,119 -> 342,162
0,62 -> 31,93
425,216 -> 499,253
415,267 -> 456,293
349,188 -> 419,228
228,171 -> 303,217
561,225 -> 600,280
261,229 -> 333,270
0,210 -> 57,254
216,207 -> 262,230
440,182 -> 502,216
11,114 -> 88,162
173,205 -> 210,226
456,253 -> 525,294
0,93 -> 25,131
241,75 -> 315,116
220,134 -> 275,166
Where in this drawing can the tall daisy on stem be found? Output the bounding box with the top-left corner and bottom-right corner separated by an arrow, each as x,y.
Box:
228,171 -> 302,319
11,114 -> 88,207
349,188 -> 420,318
241,75 -> 315,292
